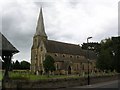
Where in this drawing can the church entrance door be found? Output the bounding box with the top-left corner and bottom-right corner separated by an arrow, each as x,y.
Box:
68,66 -> 71,74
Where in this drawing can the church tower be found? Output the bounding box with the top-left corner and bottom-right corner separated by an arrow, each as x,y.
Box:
31,8 -> 47,74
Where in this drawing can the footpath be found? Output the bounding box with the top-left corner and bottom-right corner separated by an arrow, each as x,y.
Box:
74,80 -> 119,88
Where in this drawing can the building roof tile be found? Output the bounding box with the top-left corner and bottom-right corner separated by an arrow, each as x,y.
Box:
0,32 -> 19,53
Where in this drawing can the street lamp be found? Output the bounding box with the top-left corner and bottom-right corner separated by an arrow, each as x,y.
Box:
87,37 -> 92,85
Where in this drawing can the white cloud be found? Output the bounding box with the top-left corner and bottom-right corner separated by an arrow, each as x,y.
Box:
1,0 -> 118,62
43,1 -> 118,43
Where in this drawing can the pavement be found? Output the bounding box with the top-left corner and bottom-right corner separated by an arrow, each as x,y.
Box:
74,80 -> 119,88
55,80 -> 120,90
0,80 -> 119,90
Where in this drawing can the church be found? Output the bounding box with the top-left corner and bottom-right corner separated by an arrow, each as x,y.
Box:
31,8 -> 97,75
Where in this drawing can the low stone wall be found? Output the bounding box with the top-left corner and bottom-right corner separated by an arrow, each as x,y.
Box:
2,74 -> 119,89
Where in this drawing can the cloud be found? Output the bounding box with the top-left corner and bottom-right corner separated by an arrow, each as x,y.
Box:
2,1 -> 39,62
43,1 -> 118,43
119,1 -> 120,36
1,0 -> 118,62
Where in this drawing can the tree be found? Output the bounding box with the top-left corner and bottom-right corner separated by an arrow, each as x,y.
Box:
96,37 -> 120,73
112,37 -> 120,73
43,55 -> 55,76
20,61 -> 30,70
96,49 -> 113,71
13,60 -> 21,70
81,42 -> 101,53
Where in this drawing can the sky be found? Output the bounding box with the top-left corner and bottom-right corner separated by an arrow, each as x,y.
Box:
1,0 -> 119,63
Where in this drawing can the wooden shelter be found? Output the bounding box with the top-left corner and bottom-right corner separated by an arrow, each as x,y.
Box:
0,32 -> 19,79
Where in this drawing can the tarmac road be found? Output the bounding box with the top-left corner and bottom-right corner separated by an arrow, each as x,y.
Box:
75,80 -> 119,88
55,80 -> 119,90
0,80 -> 119,90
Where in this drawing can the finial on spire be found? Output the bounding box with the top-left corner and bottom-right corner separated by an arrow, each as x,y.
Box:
35,7 -> 47,38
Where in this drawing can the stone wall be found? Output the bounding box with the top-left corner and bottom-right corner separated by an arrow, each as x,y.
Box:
46,52 -> 96,75
2,74 -> 119,89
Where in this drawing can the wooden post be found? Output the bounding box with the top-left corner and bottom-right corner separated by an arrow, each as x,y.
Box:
2,53 -> 13,80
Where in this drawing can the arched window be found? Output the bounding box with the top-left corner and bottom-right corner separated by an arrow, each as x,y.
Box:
70,55 -> 72,58
41,47 -> 43,51
80,62 -> 82,65
77,64 -> 79,70
55,54 -> 58,56
77,56 -> 79,58
82,64 -> 84,70
34,39 -> 37,46
63,55 -> 65,57
34,39 -> 37,43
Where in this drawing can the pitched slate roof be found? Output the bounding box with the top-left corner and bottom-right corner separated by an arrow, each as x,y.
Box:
45,40 -> 83,55
0,32 -> 19,53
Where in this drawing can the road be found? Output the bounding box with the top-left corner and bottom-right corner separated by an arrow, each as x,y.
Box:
0,80 -> 119,90
75,80 -> 119,88
55,80 -> 119,90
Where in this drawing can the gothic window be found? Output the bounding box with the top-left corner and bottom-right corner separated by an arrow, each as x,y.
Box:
63,55 -> 65,57
34,60 -> 37,66
80,62 -> 82,65
34,39 -> 37,45
41,47 -> 43,51
70,55 -> 72,58
77,64 -> 79,70
77,56 -> 79,58
55,54 -> 58,56
82,64 -> 84,70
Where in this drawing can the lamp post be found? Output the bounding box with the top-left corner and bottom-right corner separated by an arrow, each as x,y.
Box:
87,37 -> 92,85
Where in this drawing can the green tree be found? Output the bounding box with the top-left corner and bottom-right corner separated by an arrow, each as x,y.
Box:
81,42 -> 101,54
43,55 -> 55,76
96,49 -> 113,71
13,60 -> 21,70
96,37 -> 120,73
20,61 -> 30,70
112,37 -> 120,73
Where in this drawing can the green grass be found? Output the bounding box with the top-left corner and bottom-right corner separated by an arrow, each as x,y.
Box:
1,71 -> 117,81
9,72 -> 81,80
0,71 -> 3,80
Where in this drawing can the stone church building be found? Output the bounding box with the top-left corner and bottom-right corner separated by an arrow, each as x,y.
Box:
31,8 -> 97,75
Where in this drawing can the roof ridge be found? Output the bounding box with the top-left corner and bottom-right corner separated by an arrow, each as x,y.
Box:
48,40 -> 80,47
45,39 -> 83,55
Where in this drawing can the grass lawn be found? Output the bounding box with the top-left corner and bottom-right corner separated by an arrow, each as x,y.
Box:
9,72 -> 81,80
0,71 -> 3,80
0,71 -> 117,81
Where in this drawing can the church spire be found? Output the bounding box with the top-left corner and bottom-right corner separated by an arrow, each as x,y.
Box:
35,7 -> 47,38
